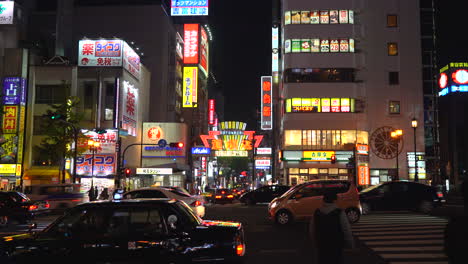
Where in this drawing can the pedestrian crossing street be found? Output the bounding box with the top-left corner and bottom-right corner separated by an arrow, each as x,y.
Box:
351,212 -> 449,264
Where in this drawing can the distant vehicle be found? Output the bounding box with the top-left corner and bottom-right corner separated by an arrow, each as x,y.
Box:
0,191 -> 50,226
213,189 -> 235,204
268,180 -> 361,225
0,199 -> 246,263
240,185 -> 291,205
23,183 -> 84,211
359,181 -> 446,214
122,187 -> 205,218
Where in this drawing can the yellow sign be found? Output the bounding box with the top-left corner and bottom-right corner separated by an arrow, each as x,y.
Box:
0,164 -> 17,175
17,133 -> 24,163
15,164 -> 22,176
19,106 -> 26,132
182,67 -> 198,108
2,106 -> 18,133
1,134 -> 18,163
303,151 -> 335,161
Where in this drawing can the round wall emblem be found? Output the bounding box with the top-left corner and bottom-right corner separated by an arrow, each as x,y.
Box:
147,127 -> 163,141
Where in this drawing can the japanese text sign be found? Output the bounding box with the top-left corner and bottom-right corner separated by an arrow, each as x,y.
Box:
79,39 -> 123,67
76,154 -> 116,176
199,26 -> 209,76
171,0 -> 209,16
183,67 -> 198,107
261,76 -> 273,130
184,24 -> 199,64
121,80 -> 138,136
208,99 -> 215,125
0,1 -> 14,24
123,42 -> 141,80
81,130 -> 118,154
3,77 -> 26,105
2,106 -> 18,133
303,151 -> 335,161
358,166 -> 370,186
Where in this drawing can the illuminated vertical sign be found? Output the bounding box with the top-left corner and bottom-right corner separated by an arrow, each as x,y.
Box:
199,26 -> 209,76
184,24 -> 199,64
121,80 -> 138,136
358,166 -> 370,186
171,0 -> 209,16
321,98 -> 330,112
261,76 -> 273,130
0,1 -> 14,24
208,99 -> 215,125
183,67 -> 198,108
331,98 -> 340,112
272,27 -> 279,73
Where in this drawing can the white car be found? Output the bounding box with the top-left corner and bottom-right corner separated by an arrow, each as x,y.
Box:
122,187 -> 206,218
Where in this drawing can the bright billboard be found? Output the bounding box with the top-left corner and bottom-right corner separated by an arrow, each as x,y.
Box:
171,0 -> 209,16
0,1 -> 14,24
184,24 -> 199,64
208,99 -> 215,125
261,76 -> 273,130
183,67 -> 198,108
199,26 -> 209,76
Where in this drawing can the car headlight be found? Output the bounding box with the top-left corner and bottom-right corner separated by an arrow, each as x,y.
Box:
269,201 -> 278,209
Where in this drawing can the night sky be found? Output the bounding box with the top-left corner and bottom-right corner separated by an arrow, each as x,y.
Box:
209,1 -> 468,127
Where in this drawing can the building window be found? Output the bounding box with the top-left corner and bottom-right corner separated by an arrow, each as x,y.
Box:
389,101 -> 400,114
284,129 -> 369,150
284,68 -> 355,83
389,72 -> 399,85
35,85 -> 67,104
387,15 -> 398,27
388,43 -> 398,56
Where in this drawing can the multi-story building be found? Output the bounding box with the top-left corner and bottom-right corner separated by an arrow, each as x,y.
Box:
277,0 -> 426,186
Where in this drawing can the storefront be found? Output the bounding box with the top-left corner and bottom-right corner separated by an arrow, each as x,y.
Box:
130,167 -> 186,189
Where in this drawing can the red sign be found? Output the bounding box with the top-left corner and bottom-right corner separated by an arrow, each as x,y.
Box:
261,76 -> 273,130
184,24 -> 199,64
358,166 -> 370,186
201,157 -> 207,172
147,127 -> 163,142
208,99 -> 215,125
2,105 -> 18,133
439,73 -> 448,89
199,27 -> 209,75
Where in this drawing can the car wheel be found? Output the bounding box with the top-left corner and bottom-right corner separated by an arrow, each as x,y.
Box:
418,200 -> 434,214
275,210 -> 293,226
345,208 -> 361,224
361,202 -> 371,215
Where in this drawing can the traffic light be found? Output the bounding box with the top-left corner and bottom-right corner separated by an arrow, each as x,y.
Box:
46,112 -> 65,120
124,168 -> 131,177
169,142 -> 184,148
331,154 -> 336,164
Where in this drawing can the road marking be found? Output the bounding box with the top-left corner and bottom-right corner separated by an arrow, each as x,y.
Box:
365,240 -> 443,246
380,253 -> 447,259
258,249 -> 299,254
372,246 -> 444,251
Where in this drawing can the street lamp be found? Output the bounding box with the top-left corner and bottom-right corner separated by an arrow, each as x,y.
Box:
87,139 -> 100,194
412,118 -> 418,182
390,129 -> 403,181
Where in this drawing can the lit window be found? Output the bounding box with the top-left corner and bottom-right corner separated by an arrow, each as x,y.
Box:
284,130 -> 302,146
387,15 -> 398,27
388,43 -> 398,56
389,101 -> 400,114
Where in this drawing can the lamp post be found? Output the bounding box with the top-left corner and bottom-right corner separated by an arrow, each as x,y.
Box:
87,139 -> 100,193
390,129 -> 403,181
412,118 -> 418,182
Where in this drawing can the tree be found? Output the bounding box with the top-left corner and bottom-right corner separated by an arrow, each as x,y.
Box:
34,96 -> 87,183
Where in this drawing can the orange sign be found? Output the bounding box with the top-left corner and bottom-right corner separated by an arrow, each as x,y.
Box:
356,144 -> 369,155
358,166 -> 370,185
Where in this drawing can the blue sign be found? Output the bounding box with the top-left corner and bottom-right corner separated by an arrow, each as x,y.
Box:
3,77 -> 24,105
192,147 -> 211,155
171,0 -> 209,16
158,139 -> 167,148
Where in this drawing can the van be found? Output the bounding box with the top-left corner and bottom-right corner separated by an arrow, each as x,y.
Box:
268,180 -> 361,225
23,183 -> 85,211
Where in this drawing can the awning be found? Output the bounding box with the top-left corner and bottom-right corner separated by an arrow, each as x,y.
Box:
23,167 -> 71,181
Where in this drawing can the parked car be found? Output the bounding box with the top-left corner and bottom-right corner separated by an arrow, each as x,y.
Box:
23,183 -> 84,211
122,187 -> 205,218
201,188 -> 216,203
213,189 -> 235,204
268,180 -> 361,226
359,181 -> 446,214
240,185 -> 291,205
0,191 -> 50,226
0,199 -> 245,263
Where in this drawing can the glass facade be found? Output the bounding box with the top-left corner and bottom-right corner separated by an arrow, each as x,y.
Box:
284,130 -> 368,150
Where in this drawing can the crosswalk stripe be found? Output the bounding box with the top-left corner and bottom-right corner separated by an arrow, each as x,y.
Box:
359,234 -> 443,240
380,253 -> 447,259
372,246 -> 444,251
364,240 -> 443,246
353,230 -> 443,235
352,225 -> 445,231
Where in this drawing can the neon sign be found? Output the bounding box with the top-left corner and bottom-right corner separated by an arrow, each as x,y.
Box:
261,76 -> 273,130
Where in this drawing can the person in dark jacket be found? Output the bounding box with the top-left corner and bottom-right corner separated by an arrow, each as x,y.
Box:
309,191 -> 354,264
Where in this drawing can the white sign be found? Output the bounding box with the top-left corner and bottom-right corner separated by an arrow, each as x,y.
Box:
137,168 -> 173,175
255,159 -> 271,167
122,80 -> 138,136
123,42 -> 141,80
0,1 -> 14,24
214,150 -> 248,157
256,148 -> 272,155
82,129 -> 118,154
79,39 -> 123,67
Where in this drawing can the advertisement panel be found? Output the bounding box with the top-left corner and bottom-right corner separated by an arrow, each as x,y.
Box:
272,27 -> 279,73
261,76 -> 273,130
3,77 -> 26,105
2,105 -> 18,133
214,151 -> 248,157
256,148 -> 272,155
137,168 -> 173,175
192,147 -> 211,155
310,11 -> 320,24
0,1 -> 14,24
301,39 -> 311,52
81,130 -> 118,154
199,26 -> 209,76
78,39 -> 123,67
184,24 -> 199,64
291,39 -> 301,53
142,122 -> 187,161
121,80 -> 138,136
0,134 -> 18,164
285,40 -> 291,53
76,154 -> 116,176
321,98 -> 330,112
208,99 -> 215,125
284,11 -> 291,25
183,67 -> 198,108
171,0 -> 208,16
358,166 -> 370,185
255,159 -> 271,167
303,151 -> 334,161
0,164 -> 16,174
123,42 -> 141,80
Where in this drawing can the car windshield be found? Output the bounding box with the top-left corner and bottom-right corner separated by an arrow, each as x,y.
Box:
360,184 -> 383,193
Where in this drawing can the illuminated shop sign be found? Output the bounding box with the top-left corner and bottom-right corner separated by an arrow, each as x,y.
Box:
0,164 -> 17,175
261,76 -> 273,130
356,144 -> 369,155
200,130 -> 264,151
303,151 -> 335,162
286,39 -> 354,53
199,26 -> 209,76
0,1 -> 14,24
121,80 -> 138,136
137,168 -> 173,175
255,159 -> 271,167
208,99 -> 215,125
256,148 -> 272,155
407,152 -> 426,180
183,67 -> 198,108
192,147 -> 211,155
3,77 -> 26,105
438,62 -> 468,96
284,10 -> 354,25
285,98 -> 355,113
214,151 -> 248,157
358,166 -> 370,186
76,154 -> 116,176
184,24 -> 199,64
272,27 -> 279,73
171,0 -> 208,16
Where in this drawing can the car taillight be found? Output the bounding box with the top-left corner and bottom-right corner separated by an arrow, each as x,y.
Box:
437,192 -> 444,198
191,200 -> 202,207
227,195 -> 234,199
221,191 -> 225,194
28,205 -> 38,211
236,244 -> 245,256
72,199 -> 81,202
237,191 -> 242,195
215,195 -> 222,199
44,203 -> 50,208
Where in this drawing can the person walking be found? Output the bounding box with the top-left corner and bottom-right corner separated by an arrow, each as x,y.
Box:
98,188 -> 109,200
88,186 -> 97,201
309,190 -> 354,264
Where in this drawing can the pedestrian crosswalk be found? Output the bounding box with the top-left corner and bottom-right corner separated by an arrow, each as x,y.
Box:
352,212 -> 449,264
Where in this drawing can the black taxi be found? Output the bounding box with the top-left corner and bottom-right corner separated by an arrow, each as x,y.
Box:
0,199 -> 245,263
